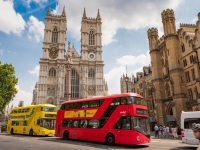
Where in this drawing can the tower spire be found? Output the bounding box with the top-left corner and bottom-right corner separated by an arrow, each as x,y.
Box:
47,5 -> 51,16
82,7 -> 87,19
62,5 -> 66,17
96,9 -> 101,20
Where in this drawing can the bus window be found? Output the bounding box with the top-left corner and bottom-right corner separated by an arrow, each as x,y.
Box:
127,96 -> 134,104
72,120 -> 79,128
62,120 -> 68,127
18,109 -> 21,113
82,102 -> 89,108
88,120 -> 99,128
73,103 -> 82,109
121,97 -> 127,105
111,98 -> 120,106
134,97 -> 147,106
12,121 -> 16,126
99,100 -> 104,106
66,103 -> 73,109
37,119 -> 40,125
23,121 -> 27,126
80,120 -> 88,128
42,106 -> 56,112
89,101 -> 99,108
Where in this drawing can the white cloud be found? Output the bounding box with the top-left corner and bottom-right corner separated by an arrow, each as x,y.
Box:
29,66 -> 39,76
53,0 -> 183,46
27,16 -> 44,42
23,0 -> 48,8
0,49 -> 3,55
0,0 -> 26,35
116,51 -> 150,66
105,51 -> 150,94
10,85 -> 32,108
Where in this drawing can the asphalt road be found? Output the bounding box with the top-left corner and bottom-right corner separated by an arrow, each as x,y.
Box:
0,132 -> 198,150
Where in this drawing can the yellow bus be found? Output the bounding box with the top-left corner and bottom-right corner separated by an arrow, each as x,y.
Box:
7,104 -> 57,136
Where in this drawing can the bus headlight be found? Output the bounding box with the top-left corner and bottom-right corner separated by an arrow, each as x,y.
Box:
136,136 -> 140,141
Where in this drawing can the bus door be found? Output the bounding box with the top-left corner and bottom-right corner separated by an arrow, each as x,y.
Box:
114,116 -> 132,144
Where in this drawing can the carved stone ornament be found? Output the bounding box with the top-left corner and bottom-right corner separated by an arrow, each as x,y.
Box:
47,85 -> 55,96
88,86 -> 95,95
49,47 -> 58,59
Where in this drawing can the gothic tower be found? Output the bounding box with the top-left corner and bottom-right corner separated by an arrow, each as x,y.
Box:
32,7 -> 108,107
148,28 -> 165,125
35,6 -> 67,107
161,9 -> 187,124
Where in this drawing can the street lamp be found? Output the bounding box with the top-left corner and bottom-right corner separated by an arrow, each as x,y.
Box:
125,74 -> 129,93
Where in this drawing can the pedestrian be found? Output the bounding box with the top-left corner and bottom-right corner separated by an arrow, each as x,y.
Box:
154,124 -> 159,137
166,125 -> 169,138
158,125 -> 163,138
191,123 -> 200,150
172,125 -> 178,139
163,126 -> 166,138
177,125 -> 181,139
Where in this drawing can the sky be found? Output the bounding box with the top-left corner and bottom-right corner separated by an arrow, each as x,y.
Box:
0,0 -> 200,108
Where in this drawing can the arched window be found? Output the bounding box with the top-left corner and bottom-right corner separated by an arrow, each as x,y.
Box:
188,89 -> 193,101
165,83 -> 170,97
194,87 -> 198,100
89,31 -> 95,45
88,69 -> 95,78
49,68 -> 56,77
182,44 -> 185,52
71,69 -> 79,99
52,28 -> 58,43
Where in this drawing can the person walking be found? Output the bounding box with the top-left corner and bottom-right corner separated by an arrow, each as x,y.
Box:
172,125 -> 178,139
166,125 -> 170,138
154,124 -> 159,137
163,126 -> 166,138
177,125 -> 181,139
191,123 -> 200,150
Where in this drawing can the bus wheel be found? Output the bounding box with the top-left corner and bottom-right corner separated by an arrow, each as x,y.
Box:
29,129 -> 33,136
63,131 -> 69,140
11,128 -> 14,134
106,133 -> 115,146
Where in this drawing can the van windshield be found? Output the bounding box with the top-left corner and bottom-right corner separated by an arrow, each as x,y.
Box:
184,118 -> 200,129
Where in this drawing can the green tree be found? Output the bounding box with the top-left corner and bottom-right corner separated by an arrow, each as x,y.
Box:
0,61 -> 18,114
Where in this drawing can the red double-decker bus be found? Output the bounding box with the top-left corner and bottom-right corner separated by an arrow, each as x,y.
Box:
55,93 -> 150,145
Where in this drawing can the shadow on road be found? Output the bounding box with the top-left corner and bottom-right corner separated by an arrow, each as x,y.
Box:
170,146 -> 198,150
38,137 -> 149,149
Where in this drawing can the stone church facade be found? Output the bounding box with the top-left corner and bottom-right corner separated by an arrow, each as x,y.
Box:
121,9 -> 200,128
32,7 -> 108,108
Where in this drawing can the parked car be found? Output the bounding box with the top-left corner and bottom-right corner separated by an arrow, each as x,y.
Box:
1,124 -> 7,133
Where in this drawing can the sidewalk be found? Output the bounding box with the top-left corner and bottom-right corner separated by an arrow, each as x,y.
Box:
150,131 -> 181,140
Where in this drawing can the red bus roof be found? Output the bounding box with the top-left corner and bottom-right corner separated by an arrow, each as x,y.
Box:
62,93 -> 143,104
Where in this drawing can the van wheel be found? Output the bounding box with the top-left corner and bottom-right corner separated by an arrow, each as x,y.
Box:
63,131 -> 69,140
11,128 -> 14,134
106,133 -> 115,146
29,129 -> 33,136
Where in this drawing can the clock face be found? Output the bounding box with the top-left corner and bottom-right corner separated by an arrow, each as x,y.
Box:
88,53 -> 95,60
49,47 -> 58,59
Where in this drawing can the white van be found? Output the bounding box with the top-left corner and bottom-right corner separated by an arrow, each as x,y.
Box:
181,111 -> 200,145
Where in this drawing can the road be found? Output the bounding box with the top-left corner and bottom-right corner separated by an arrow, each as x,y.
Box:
0,133 -> 198,150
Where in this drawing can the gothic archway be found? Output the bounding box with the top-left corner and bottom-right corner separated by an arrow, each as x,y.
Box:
71,68 -> 79,99
46,97 -> 54,104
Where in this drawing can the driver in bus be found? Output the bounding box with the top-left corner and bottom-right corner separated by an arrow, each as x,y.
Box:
192,123 -> 200,150
126,120 -> 130,129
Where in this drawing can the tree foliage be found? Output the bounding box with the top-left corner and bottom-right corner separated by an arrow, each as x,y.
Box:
0,61 -> 18,113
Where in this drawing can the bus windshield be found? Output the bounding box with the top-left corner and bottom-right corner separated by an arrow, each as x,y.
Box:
41,106 -> 56,112
127,96 -> 147,106
40,119 -> 55,130
131,117 -> 150,135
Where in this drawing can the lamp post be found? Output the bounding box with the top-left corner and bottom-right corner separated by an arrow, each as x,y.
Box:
125,74 -> 129,93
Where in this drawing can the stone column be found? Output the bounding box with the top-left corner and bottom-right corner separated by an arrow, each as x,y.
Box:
65,64 -> 72,101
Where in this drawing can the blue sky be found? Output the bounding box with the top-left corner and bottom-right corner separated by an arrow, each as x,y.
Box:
0,0 -> 200,108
